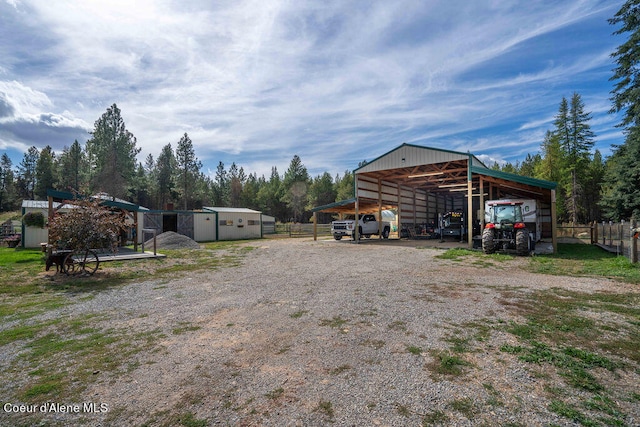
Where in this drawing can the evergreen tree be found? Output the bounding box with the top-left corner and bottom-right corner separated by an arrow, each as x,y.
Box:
0,153 -> 17,211
535,130 -> 567,221
601,126 -> 640,220
34,145 -> 56,199
609,0 -> 640,127
584,150 -> 605,222
17,146 -> 39,200
308,172 -> 336,223
334,170 -> 354,201
601,0 -> 640,219
213,161 -> 229,206
156,144 -> 176,209
143,153 -> 157,208
565,93 -> 596,223
257,166 -> 286,220
57,140 -> 88,192
282,155 -> 310,222
229,162 -> 242,207
175,133 -> 202,210
86,103 -> 140,199
241,173 -> 260,210
519,154 -> 541,178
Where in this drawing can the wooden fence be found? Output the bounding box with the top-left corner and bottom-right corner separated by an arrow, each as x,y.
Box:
557,220 -> 639,263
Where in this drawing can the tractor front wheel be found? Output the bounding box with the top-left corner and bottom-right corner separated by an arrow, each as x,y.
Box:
516,229 -> 531,256
482,228 -> 495,254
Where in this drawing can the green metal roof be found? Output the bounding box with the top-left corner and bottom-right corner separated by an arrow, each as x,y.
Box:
46,189 -> 149,211
470,166 -> 557,190
311,198 -> 357,213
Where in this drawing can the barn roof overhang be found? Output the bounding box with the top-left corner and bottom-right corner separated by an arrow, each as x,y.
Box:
312,197 -> 396,215
351,144 -> 556,197
46,189 -> 149,212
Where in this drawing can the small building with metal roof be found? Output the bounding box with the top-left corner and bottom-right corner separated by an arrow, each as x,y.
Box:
21,190 -> 150,249
313,143 -> 558,252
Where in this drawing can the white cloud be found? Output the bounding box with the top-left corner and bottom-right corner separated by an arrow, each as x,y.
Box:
0,0 -> 625,176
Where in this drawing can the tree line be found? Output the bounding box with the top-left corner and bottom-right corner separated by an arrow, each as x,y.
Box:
1,1 -> 639,224
0,104 -> 354,223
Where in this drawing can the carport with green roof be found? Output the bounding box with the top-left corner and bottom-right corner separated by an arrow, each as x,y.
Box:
313,143 -> 558,252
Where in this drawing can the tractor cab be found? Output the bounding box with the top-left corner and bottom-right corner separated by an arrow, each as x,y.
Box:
488,203 -> 524,229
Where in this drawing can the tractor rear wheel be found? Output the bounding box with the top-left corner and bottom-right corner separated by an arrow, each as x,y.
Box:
516,229 -> 530,256
482,228 -> 495,254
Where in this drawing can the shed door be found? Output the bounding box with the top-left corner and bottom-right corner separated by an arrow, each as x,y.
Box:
144,213 -> 162,235
177,213 -> 194,240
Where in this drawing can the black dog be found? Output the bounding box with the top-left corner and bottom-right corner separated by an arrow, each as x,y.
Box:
45,252 -> 71,273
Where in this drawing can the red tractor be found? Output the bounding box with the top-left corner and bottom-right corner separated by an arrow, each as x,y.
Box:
482,200 -> 537,256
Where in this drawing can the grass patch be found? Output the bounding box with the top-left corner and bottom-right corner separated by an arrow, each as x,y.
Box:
171,322 -> 202,335
319,315 -> 348,329
448,397 -> 476,419
426,350 -> 471,377
498,285 -> 637,426
265,387 -> 284,400
422,409 -> 449,426
407,345 -> 423,355
314,400 -> 334,421
330,364 -> 352,375
435,248 -> 515,263
290,309 -> 308,319
528,243 -> 640,283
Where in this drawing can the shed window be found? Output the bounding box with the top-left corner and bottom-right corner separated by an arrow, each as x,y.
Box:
247,220 -> 260,226
219,219 -> 233,226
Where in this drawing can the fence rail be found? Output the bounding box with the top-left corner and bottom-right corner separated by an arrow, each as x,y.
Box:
557,221 -> 639,263
274,223 -> 332,238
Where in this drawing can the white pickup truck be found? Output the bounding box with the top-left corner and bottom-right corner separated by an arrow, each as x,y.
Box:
331,214 -> 391,240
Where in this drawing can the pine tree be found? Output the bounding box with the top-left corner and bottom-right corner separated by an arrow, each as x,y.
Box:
229,162 -> 242,207
86,104 -> 140,199
601,0 -> 640,219
308,172 -> 336,223
550,94 -> 595,223
156,144 -> 176,209
17,146 -> 39,200
282,155 -> 310,222
34,145 -> 57,199
213,161 -> 229,206
175,133 -> 202,210
57,140 -> 88,192
334,170 -> 354,202
0,154 -> 17,211
609,0 -> 640,127
601,126 -> 640,220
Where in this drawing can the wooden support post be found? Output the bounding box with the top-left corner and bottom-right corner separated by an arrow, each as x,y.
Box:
47,195 -> 54,244
313,211 -> 317,241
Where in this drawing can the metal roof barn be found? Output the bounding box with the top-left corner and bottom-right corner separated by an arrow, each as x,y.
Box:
313,143 -> 558,252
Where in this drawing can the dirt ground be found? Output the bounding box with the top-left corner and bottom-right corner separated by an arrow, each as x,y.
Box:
2,237 -> 639,426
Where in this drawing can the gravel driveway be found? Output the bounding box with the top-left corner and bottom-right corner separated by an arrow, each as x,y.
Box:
3,238 -> 639,426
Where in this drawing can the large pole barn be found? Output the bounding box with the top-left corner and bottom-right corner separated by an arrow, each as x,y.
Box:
313,143 -> 558,253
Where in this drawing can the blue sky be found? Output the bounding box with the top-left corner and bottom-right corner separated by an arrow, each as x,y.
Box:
0,0 -> 627,179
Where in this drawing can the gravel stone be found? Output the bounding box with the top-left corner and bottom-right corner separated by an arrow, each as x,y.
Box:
2,238 -> 638,426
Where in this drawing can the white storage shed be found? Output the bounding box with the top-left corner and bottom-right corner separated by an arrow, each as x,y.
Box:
203,207 -> 263,240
